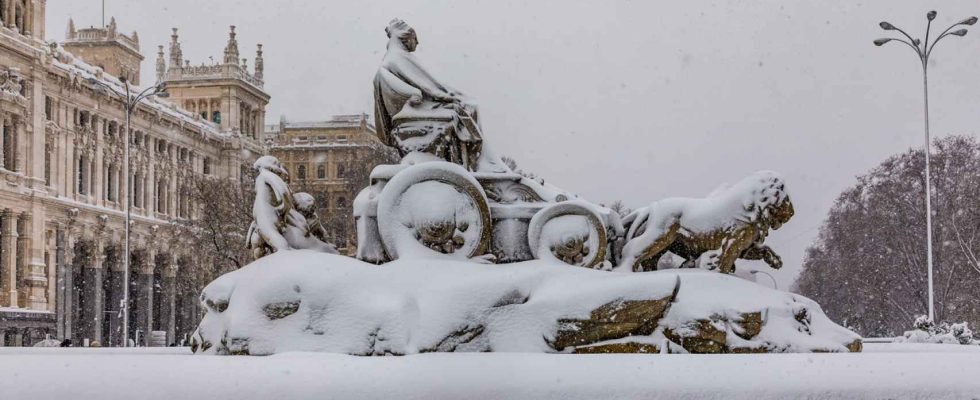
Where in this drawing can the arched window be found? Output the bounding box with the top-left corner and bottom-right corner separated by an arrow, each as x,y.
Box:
336,196 -> 347,209
317,165 -> 325,179
212,111 -> 221,124
336,164 -> 345,178
297,165 -> 306,180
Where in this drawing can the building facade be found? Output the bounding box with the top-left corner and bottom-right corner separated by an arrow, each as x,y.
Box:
265,115 -> 396,255
0,1 -> 268,347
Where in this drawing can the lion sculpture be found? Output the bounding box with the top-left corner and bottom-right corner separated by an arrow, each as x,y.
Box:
614,171 -> 794,273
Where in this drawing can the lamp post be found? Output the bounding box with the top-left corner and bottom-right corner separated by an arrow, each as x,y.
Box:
87,76 -> 168,346
750,270 -> 778,291
874,11 -> 977,323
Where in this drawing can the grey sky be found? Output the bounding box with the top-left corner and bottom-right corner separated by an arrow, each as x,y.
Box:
47,1 -> 980,287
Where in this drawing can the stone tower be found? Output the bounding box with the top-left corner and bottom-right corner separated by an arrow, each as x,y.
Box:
63,17 -> 144,85
161,26 -> 270,143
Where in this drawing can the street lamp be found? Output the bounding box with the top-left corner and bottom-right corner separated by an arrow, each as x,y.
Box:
86,76 -> 168,347
750,270 -> 778,291
874,11 -> 977,323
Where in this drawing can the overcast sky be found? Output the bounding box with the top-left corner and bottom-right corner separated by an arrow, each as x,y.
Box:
47,1 -> 980,288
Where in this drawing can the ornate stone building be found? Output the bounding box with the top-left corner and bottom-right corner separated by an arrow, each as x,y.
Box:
0,1 -> 268,346
264,115 -> 395,255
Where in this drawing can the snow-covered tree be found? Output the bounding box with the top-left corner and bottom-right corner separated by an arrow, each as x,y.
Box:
796,135 -> 980,337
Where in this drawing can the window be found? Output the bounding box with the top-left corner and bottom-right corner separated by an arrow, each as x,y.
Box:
212,111 -> 221,124
336,164 -> 346,178
203,158 -> 212,175
156,180 -> 167,214
106,165 -> 115,202
317,165 -> 325,179
1,121 -> 13,170
45,96 -> 53,121
336,196 -> 347,209
337,135 -> 349,143
200,112 -> 208,120
297,165 -> 307,180
77,156 -> 87,195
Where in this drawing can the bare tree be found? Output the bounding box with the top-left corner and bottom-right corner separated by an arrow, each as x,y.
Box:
184,172 -> 254,273
796,135 -> 980,337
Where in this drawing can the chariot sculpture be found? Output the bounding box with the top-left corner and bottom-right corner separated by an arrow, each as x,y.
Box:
354,19 -> 794,273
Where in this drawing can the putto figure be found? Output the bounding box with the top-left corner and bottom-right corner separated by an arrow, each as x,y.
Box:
373,18 -> 485,171
246,156 -> 338,259
615,171 -> 795,274
287,192 -> 338,254
246,156 -> 293,259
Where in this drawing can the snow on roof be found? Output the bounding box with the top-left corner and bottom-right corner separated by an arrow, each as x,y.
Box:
43,42 -> 232,141
270,114 -> 375,132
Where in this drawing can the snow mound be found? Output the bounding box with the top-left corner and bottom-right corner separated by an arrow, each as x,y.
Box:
191,251 -> 860,355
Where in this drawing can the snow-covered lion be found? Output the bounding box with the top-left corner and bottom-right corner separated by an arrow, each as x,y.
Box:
615,171 -> 794,273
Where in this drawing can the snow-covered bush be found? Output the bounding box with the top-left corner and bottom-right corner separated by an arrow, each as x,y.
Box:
895,315 -> 977,345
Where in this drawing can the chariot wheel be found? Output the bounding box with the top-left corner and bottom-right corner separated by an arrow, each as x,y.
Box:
377,162 -> 492,260
528,201 -> 608,268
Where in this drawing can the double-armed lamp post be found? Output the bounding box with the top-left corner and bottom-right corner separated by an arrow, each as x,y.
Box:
873,11 -> 977,323
87,76 -> 169,346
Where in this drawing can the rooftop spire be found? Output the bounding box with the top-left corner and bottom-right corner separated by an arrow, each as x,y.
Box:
107,17 -> 117,37
169,28 -> 183,67
223,25 -> 240,64
254,44 -> 264,80
156,45 -> 167,82
67,18 -> 77,39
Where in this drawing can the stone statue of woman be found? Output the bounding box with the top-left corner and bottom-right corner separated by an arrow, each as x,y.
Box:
374,19 -> 506,172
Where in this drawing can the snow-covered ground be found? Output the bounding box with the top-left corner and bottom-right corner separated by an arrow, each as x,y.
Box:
1,343 -> 978,400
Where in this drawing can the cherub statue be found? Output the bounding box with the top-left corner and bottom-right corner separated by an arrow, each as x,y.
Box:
614,171 -> 794,274
246,156 -> 293,259
374,19 -> 489,171
246,157 -> 340,259
285,192 -> 338,254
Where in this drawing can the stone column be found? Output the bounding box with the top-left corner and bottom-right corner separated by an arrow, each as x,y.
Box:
136,249 -> 154,346
15,213 -> 28,306
7,1 -> 15,29
83,240 -> 105,345
146,157 -> 156,216
0,115 -> 6,169
1,209 -> 18,307
106,245 -> 126,347
162,254 -> 177,344
55,227 -> 74,340
12,117 -> 22,172
93,127 -> 104,205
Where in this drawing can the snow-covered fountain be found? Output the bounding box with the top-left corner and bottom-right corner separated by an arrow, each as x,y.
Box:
190,19 -> 861,356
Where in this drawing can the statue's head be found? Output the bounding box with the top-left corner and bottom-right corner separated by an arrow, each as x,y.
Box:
253,155 -> 289,180
294,192 -> 317,218
738,171 -> 794,231
386,19 -> 418,52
